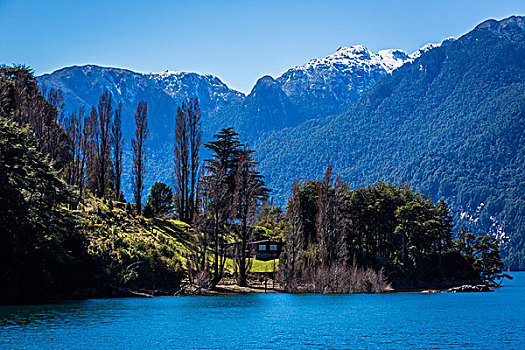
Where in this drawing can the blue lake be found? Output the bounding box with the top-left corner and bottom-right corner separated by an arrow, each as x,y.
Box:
1,272 -> 524,349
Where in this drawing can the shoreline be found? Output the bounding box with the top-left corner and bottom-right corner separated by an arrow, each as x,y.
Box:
2,279 -> 506,305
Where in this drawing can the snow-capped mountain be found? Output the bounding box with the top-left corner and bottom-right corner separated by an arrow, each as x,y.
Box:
149,70 -> 244,111
39,65 -> 244,133
409,37 -> 455,59
37,37 -> 453,202
39,65 -> 245,203
272,38 -> 455,120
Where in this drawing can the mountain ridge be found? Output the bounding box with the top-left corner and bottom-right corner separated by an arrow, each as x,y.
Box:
254,15 -> 525,269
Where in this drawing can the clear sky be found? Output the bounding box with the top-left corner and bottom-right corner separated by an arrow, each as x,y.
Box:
1,0 -> 524,93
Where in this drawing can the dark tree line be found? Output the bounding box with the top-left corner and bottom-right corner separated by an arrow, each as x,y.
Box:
0,108 -> 82,301
0,66 -> 71,172
280,166 -> 505,292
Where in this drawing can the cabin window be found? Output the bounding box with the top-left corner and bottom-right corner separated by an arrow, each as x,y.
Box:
259,245 -> 267,251
270,245 -> 278,251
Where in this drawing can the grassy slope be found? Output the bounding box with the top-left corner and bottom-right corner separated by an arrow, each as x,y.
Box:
78,197 -> 186,293
79,196 -> 275,291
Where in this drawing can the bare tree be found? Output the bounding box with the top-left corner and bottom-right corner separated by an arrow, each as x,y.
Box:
96,91 -> 113,198
83,92 -> 114,198
282,180 -> 303,289
80,108 -> 91,200
233,146 -> 269,286
85,106 -> 99,194
112,103 -> 123,201
132,101 -> 148,215
63,107 -> 85,206
199,162 -> 230,288
174,98 -> 201,223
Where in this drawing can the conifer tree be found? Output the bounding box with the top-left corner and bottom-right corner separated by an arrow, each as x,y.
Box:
146,182 -> 174,217
197,127 -> 243,287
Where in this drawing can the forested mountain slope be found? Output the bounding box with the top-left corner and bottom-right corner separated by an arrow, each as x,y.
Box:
38,42 -> 445,200
256,16 -> 525,269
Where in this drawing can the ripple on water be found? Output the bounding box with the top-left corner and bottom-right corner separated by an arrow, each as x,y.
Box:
1,272 -> 524,349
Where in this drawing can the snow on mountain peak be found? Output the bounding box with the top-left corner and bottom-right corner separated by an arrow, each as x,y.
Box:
285,37 -> 456,79
288,43 -> 434,77
409,37 -> 456,59
377,49 -> 411,72
148,70 -> 244,102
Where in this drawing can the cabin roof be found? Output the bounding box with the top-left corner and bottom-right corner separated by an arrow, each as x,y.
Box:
225,239 -> 282,246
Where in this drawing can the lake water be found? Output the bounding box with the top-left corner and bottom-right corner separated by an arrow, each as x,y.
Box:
1,272 -> 524,349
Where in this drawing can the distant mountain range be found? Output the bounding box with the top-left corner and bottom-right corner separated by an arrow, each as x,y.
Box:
38,37 -> 453,198
39,37 -> 454,140
38,37 -> 452,204
37,16 -> 524,269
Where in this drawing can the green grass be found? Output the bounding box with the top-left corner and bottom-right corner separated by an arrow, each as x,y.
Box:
225,257 -> 279,273
251,258 -> 279,273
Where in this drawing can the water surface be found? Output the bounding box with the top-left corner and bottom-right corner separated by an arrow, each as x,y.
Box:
1,272 -> 524,349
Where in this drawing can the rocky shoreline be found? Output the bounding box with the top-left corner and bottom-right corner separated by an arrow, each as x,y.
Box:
2,282 -> 498,305
421,284 -> 492,293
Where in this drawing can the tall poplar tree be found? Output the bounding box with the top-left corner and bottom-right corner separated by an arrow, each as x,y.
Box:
132,101 -> 148,215
174,98 -> 201,223
95,91 -> 113,198
112,103 -> 123,201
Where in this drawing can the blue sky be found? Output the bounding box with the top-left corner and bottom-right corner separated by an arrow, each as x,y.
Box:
1,0 -> 523,93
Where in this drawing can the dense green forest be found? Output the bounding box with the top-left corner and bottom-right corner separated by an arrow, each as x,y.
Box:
256,16 -> 525,270
280,170 -> 503,292
0,65 -> 507,302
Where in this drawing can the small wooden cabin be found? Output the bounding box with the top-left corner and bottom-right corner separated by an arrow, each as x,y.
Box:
250,239 -> 283,261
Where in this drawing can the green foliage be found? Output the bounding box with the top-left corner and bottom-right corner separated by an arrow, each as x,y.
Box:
143,202 -> 155,218
454,230 -> 505,284
285,180 -> 318,248
80,196 -> 184,292
0,65 -> 71,171
281,180 -> 502,289
0,115 -> 83,301
0,108 -> 184,301
204,127 -> 243,191
145,182 -> 174,217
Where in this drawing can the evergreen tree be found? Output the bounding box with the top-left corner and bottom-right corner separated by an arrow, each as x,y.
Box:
0,66 -> 71,172
198,127 -> 243,287
146,182 -> 174,217
0,115 -> 80,301
204,127 -> 243,193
